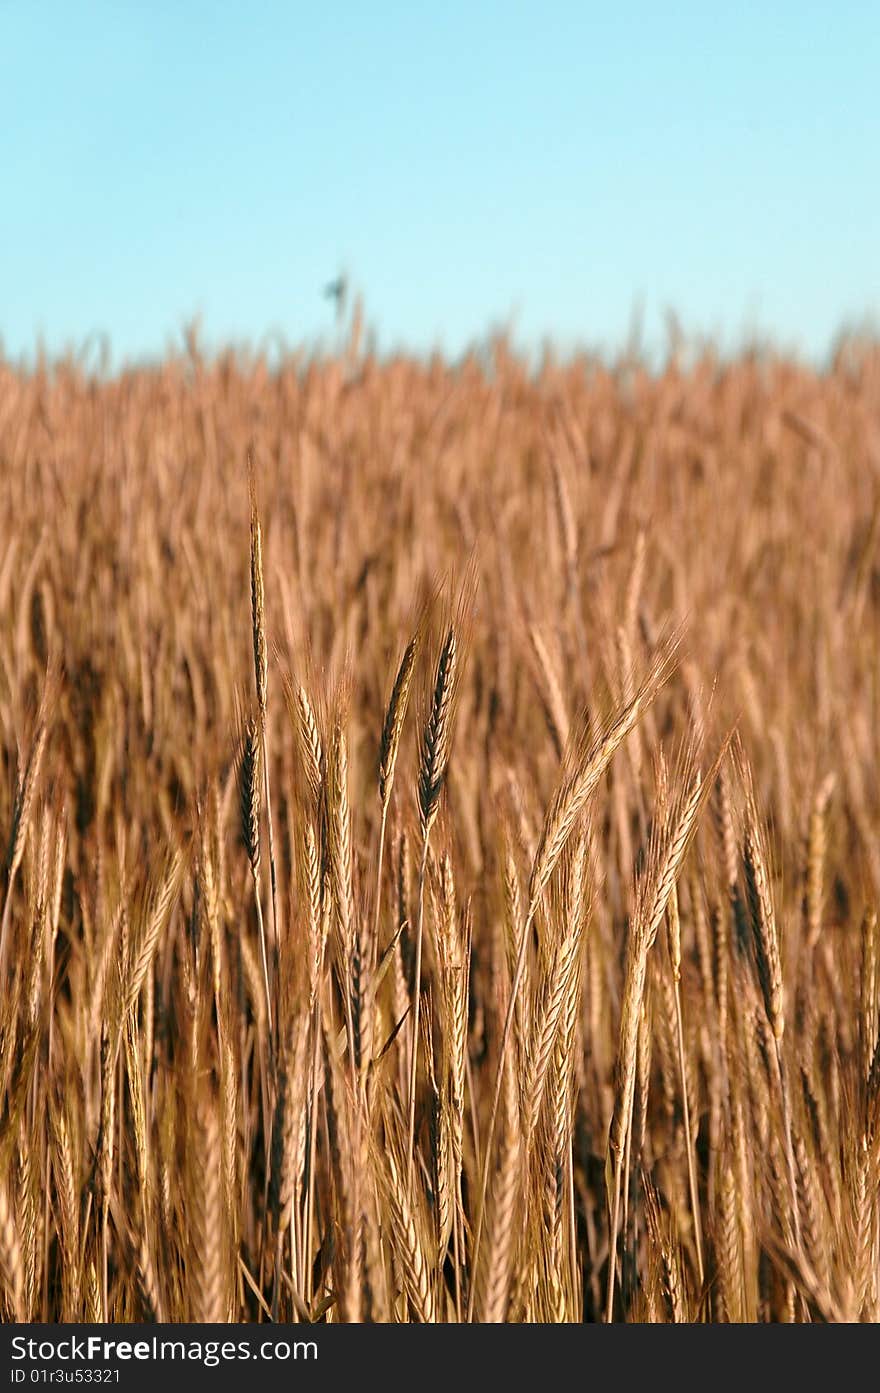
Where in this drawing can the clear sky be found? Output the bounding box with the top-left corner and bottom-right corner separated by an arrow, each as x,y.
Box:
2,2 -> 878,366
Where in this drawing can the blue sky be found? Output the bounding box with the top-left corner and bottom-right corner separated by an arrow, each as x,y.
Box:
2,2 -> 878,365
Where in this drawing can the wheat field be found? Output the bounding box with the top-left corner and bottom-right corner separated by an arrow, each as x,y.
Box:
0,336 -> 878,1323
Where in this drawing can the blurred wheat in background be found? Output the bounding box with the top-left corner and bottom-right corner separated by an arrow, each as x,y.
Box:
0,334 -> 878,1323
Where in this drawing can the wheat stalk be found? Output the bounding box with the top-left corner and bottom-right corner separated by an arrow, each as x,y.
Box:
248,458 -> 282,1047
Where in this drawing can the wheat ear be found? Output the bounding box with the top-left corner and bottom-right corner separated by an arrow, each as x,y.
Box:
239,713 -> 274,1061
0,719 -> 48,977
408,624 -> 459,1181
0,1183 -> 24,1321
468,638 -> 678,1320
375,633 -> 419,946
606,765 -> 709,1321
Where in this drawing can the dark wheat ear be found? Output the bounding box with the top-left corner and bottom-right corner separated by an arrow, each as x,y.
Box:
406,566 -> 476,1180
237,706 -> 273,1047
743,818 -> 784,1042
248,455 -> 268,717
418,625 -> 458,839
239,714 -> 262,877
417,560 -> 477,839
